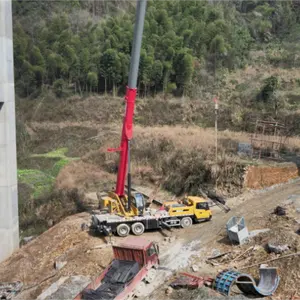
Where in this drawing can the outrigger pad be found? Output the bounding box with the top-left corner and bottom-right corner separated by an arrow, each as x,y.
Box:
215,268 -> 280,297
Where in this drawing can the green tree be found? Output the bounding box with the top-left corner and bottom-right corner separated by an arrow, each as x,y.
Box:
87,71 -> 98,92
100,49 -> 121,96
174,51 -> 194,95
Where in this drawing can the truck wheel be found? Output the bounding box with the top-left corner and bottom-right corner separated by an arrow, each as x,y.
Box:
180,217 -> 192,228
117,223 -> 130,237
131,222 -> 145,235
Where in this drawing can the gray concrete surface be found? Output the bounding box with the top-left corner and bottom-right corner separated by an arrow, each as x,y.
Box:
0,0 -> 19,262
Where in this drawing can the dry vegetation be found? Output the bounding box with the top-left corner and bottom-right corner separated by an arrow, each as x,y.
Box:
16,90 -> 300,236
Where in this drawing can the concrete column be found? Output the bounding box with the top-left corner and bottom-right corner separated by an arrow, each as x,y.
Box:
0,0 -> 19,262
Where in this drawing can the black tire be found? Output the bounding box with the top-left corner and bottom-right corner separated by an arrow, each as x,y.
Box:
180,217 -> 193,228
131,222 -> 145,236
117,223 -> 130,237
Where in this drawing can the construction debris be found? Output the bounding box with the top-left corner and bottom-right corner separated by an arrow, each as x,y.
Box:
268,241 -> 289,254
0,281 -> 23,300
54,260 -> 67,270
248,228 -> 270,238
273,206 -> 286,216
170,273 -> 213,289
232,246 -> 254,262
23,236 -> 36,244
165,287 -> 173,295
207,251 -> 231,260
191,265 -> 199,272
226,216 -> 249,245
215,267 -> 280,297
240,251 -> 300,270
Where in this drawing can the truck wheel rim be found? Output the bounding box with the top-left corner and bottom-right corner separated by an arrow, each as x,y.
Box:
183,218 -> 191,227
120,227 -> 128,235
134,224 -> 144,234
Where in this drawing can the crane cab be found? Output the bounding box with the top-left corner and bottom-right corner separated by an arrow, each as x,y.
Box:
99,191 -> 146,217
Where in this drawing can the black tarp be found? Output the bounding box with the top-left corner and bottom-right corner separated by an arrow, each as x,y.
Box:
82,260 -> 140,300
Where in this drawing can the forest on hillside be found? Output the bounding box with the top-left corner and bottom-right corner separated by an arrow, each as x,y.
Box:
13,0 -> 300,98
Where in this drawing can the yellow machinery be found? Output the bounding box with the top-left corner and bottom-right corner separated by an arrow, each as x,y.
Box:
99,191 -> 146,217
164,196 -> 212,221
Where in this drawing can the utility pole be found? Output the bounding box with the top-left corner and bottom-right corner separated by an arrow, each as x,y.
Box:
214,97 -> 219,162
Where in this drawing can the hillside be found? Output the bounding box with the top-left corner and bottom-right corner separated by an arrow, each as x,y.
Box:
13,0 -> 300,237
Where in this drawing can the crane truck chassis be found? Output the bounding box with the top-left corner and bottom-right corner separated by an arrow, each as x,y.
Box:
91,196 -> 212,237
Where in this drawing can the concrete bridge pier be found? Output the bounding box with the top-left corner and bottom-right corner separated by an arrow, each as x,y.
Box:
0,0 -> 19,262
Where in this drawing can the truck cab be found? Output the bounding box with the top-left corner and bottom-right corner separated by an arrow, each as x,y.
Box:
164,196 -> 211,221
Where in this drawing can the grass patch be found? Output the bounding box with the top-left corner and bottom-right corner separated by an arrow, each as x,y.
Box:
18,169 -> 54,199
32,147 -> 69,158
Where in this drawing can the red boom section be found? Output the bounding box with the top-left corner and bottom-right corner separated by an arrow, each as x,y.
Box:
114,87 -> 137,196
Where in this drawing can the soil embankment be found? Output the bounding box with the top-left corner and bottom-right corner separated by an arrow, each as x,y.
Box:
244,162 -> 299,189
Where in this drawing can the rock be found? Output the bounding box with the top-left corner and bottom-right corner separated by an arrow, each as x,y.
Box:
54,260 -> 67,270
47,219 -> 54,227
268,242 -> 289,254
23,236 -> 35,244
84,192 -> 100,210
81,223 -> 89,231
211,249 -> 221,257
169,236 -> 176,243
165,287 -> 173,295
191,265 -> 199,272
273,206 -> 286,216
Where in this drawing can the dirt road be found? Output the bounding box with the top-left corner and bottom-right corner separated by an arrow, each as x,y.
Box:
1,179 -> 299,299
145,178 -> 300,299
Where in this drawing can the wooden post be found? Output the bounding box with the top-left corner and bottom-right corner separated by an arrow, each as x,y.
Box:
214,97 -> 219,162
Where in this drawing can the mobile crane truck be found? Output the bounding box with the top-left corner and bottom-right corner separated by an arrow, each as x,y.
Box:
90,0 -> 216,237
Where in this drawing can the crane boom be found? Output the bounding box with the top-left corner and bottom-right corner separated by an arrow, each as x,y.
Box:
114,0 -> 147,205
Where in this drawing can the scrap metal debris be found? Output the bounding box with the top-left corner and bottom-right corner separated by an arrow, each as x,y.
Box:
215,267 -> 280,297
0,281 -> 23,300
170,273 -> 213,289
268,241 -> 289,254
226,216 -> 249,245
207,251 -> 231,260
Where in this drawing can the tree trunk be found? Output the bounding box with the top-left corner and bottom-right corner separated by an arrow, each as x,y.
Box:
113,82 -> 116,97
104,78 -> 107,95
78,81 -> 82,96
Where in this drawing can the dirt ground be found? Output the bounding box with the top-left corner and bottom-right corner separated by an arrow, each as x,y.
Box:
1,179 -> 300,299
